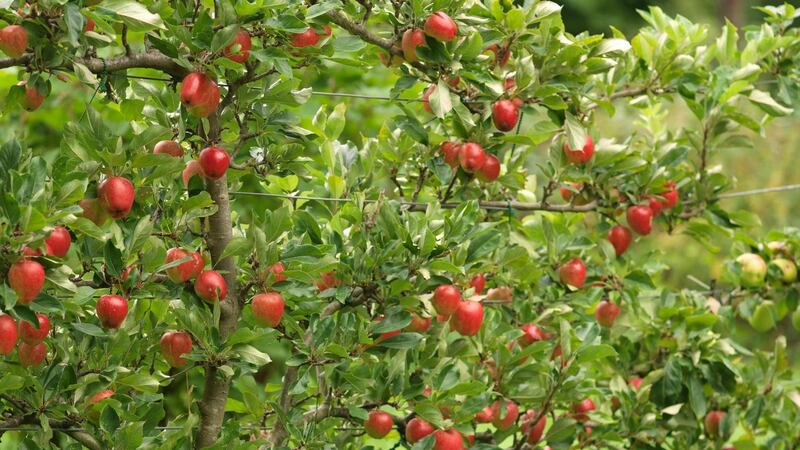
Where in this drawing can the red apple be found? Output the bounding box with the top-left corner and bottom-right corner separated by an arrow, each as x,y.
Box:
704,410 -> 726,437
160,331 -> 192,368
475,406 -> 494,423
316,271 -> 341,291
458,143 -> 487,173
562,135 -> 594,165
252,292 -> 284,327
594,301 -> 621,327
607,225 -> 632,257
470,273 -> 486,294
406,314 -> 432,333
476,154 -> 501,182
450,300 -> 483,336
96,294 -> 128,329
18,81 -> 44,111
521,409 -> 547,444
559,258 -> 587,288
18,341 -> 46,368
89,389 -> 114,404
154,140 -> 184,157
519,323 -> 546,347
271,262 -> 287,282
83,18 -> 95,33
492,99 -> 520,132
22,246 -> 42,257
572,398 -> 595,422
195,270 -> 227,302
629,377 -> 643,390
180,72 -> 220,118
406,417 -> 434,443
402,28 -> 426,61
223,30 -> 252,63
422,84 -> 436,114
364,410 -> 393,438
290,25 -> 331,47
165,248 -> 201,283
18,313 -> 50,344
503,77 -> 516,92
662,181 -> 679,208
0,25 -> 27,57
627,205 -> 653,235
433,284 -> 462,316
424,12 -> 457,42
8,259 -> 45,304
434,429 -> 464,450
646,194 -> 664,217
491,400 -> 519,430
198,146 -> 230,180
44,226 -> 71,258
0,315 -> 18,355
183,160 -> 204,187
439,141 -> 460,168
98,177 -> 135,219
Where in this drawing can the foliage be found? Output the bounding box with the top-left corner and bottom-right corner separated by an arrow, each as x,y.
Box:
0,1 -> 798,450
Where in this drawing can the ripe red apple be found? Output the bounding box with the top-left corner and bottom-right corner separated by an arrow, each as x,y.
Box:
475,406 -> 494,423
180,72 -> 220,118
470,273 -> 485,294
96,294 -> 128,329
154,140 -> 184,157
503,77 -> 516,92
434,429 -> 464,450
0,25 -> 28,57
160,331 -> 192,368
406,417 -> 434,443
406,314 -> 432,333
519,323 -> 546,347
607,225 -> 632,257
560,182 -> 581,202
271,262 -> 287,282
79,198 -> 110,226
433,284 -> 462,316
704,410 -> 726,437
559,258 -> 587,288
252,292 -> 285,327
458,143 -> 487,173
424,12 -> 457,41
44,226 -> 71,258
492,99 -> 520,132
364,410 -> 393,438
629,377 -> 643,390
0,315 -> 18,355
450,301 -> 483,336
316,271 -> 341,291
402,28 -> 426,61
18,81 -> 44,111
89,389 -> 114,404
521,410 -> 547,444
439,141 -> 460,168
98,176 -> 135,219
562,135 -> 595,165
22,246 -> 42,257
198,146 -> 230,180
8,259 -> 45,304
422,84 -> 436,114
491,400 -> 519,430
645,195 -> 663,217
476,154 -> 501,182
19,341 -> 46,368
594,301 -> 621,327
183,160 -> 204,187
662,181 -> 679,208
83,18 -> 95,33
290,25 -> 332,47
18,313 -> 50,344
627,205 -> 653,235
165,248 -> 202,283
223,30 -> 252,63
572,398 -> 595,422
195,270 -> 227,302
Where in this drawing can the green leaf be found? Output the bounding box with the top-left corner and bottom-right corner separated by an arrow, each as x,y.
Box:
748,89 -> 793,116
378,333 -> 423,349
118,373 -> 160,393
574,344 -> 617,363
219,236 -> 251,262
96,0 -> 166,31
235,345 -> 273,366
72,322 -> 106,337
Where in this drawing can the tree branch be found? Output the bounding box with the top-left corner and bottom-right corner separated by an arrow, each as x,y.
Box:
326,10 -> 400,56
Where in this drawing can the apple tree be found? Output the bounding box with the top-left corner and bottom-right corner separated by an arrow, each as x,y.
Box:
0,1 -> 799,449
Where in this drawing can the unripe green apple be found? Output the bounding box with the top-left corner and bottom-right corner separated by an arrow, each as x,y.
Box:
748,300 -> 777,332
770,258 -> 797,283
736,253 -> 767,287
